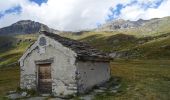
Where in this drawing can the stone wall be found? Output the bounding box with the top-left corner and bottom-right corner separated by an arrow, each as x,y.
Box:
76,61 -> 111,93
20,34 -> 77,96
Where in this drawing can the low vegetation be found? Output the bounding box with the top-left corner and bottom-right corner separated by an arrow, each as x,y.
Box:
62,31 -> 170,59
0,31 -> 170,99
0,35 -> 37,68
0,59 -> 170,100
0,35 -> 36,99
0,66 -> 19,99
93,60 -> 170,100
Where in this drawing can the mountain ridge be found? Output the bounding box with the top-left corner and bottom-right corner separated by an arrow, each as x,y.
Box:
96,16 -> 170,37
0,20 -> 58,35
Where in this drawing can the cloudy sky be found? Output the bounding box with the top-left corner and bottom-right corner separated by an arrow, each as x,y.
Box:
0,0 -> 170,31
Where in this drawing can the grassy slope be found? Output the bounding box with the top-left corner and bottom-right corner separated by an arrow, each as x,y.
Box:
0,35 -> 37,67
61,31 -> 170,59
61,32 -> 170,99
0,29 -> 170,99
126,36 -> 170,59
0,67 -> 19,99
61,17 -> 170,59
93,60 -> 170,100
99,16 -> 170,37
61,31 -> 138,52
0,34 -> 169,100
0,35 -> 36,98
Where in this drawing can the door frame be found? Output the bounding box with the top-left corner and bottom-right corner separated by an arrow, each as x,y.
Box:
35,58 -> 54,94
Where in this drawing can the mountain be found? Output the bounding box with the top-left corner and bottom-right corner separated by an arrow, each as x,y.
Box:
0,20 -> 58,35
0,17 -> 170,59
97,16 -> 170,37
60,16 -> 170,59
98,19 -> 147,30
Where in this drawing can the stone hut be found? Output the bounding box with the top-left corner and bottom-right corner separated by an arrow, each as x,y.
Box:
19,31 -> 112,97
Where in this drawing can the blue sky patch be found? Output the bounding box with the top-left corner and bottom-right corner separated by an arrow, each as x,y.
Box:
126,0 -> 138,6
0,13 -> 3,18
141,0 -> 164,10
107,4 -> 124,21
0,6 -> 22,19
153,0 -> 164,8
5,6 -> 22,14
30,0 -> 48,6
107,0 -> 164,21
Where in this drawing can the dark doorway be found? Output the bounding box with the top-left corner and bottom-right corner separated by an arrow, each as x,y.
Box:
38,63 -> 52,94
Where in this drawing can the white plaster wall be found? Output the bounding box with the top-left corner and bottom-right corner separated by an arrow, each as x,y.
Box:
20,34 -> 77,96
76,61 -> 111,93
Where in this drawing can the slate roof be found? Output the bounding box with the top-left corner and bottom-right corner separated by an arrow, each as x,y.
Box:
40,31 -> 112,62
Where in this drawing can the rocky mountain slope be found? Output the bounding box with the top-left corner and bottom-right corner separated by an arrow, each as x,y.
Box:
0,20 -> 58,35
61,16 -> 170,59
0,17 -> 170,59
97,16 -> 170,37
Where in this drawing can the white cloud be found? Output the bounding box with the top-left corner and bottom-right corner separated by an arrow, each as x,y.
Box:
0,0 -> 170,31
0,0 -> 20,12
119,0 -> 170,21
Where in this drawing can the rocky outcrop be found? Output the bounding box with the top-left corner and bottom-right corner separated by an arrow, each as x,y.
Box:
98,19 -> 147,31
97,16 -> 170,33
0,20 -> 58,35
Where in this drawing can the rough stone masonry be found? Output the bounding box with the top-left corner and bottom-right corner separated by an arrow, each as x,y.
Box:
19,31 -> 112,97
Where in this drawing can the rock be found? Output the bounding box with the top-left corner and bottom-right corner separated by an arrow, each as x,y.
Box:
21,92 -> 27,97
94,89 -> 105,93
7,90 -> 17,94
112,85 -> 121,90
110,90 -> 118,93
138,40 -> 145,44
0,20 -> 58,35
80,94 -> 94,100
109,53 -> 117,58
7,93 -> 22,100
98,87 -> 107,90
25,97 -> 47,100
161,45 -> 170,49
41,94 -> 50,96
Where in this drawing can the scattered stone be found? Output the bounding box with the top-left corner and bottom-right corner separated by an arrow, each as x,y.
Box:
6,76 -> 121,99
80,94 -> 94,100
98,87 -> 107,90
25,97 -> 47,100
7,93 -> 22,100
112,85 -> 121,90
7,90 -> 17,94
41,94 -> 50,96
110,90 -> 118,93
21,92 -> 27,97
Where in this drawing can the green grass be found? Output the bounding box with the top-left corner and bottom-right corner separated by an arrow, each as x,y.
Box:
0,35 -> 36,99
61,32 -> 140,52
93,60 -> 170,100
0,66 -> 19,98
0,34 -> 170,100
62,31 -> 170,59
126,35 -> 170,59
0,35 -> 36,68
0,60 -> 169,100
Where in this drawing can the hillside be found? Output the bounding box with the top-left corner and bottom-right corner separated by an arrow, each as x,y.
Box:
0,20 -> 58,35
0,35 -> 37,67
61,31 -> 170,59
0,17 -> 170,99
60,17 -> 170,59
0,36 -> 170,100
0,17 -> 170,64
97,16 -> 170,37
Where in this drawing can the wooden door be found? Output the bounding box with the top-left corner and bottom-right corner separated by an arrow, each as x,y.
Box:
38,64 -> 52,94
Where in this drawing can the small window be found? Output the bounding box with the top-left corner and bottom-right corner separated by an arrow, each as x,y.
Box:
39,37 -> 46,46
